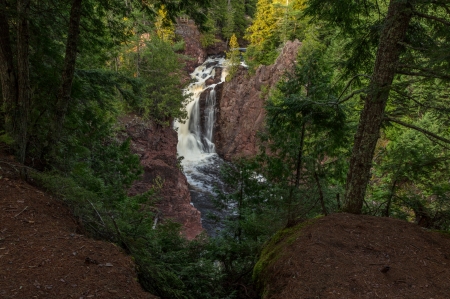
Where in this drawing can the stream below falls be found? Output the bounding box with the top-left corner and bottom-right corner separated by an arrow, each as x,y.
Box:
174,56 -> 230,236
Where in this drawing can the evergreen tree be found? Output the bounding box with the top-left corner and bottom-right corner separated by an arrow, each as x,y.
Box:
259,26 -> 351,223
245,0 -> 279,67
306,0 -> 450,214
222,2 -> 236,40
155,5 -> 175,42
245,0 -> 308,69
226,33 -> 240,81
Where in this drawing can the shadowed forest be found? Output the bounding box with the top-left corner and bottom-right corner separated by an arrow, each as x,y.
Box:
1,0 -> 450,298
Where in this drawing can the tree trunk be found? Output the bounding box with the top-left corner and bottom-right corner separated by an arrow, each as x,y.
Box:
16,0 -> 31,164
0,0 -> 30,164
0,0 -> 18,138
287,122 -> 306,224
52,0 -> 83,145
343,0 -> 412,214
383,179 -> 397,217
314,170 -> 328,216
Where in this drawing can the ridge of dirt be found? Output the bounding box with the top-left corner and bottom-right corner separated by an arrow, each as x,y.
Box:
0,151 -> 158,299
257,213 -> 450,299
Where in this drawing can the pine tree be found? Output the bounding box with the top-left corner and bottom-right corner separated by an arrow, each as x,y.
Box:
305,0 -> 450,214
245,0 -> 277,46
222,2 -> 236,40
226,33 -> 240,81
155,5 -> 175,42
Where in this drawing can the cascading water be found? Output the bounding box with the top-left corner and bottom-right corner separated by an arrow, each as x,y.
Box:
176,57 -> 227,160
203,88 -> 217,153
174,57 -> 229,235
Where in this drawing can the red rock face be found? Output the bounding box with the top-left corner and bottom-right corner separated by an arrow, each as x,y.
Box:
214,40 -> 302,160
205,38 -> 227,56
175,19 -> 207,73
121,116 -> 203,240
175,19 -> 228,72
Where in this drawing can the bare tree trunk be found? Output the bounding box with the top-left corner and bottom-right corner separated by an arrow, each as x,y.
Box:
383,179 -> 397,217
0,0 -> 18,137
16,0 -> 31,164
52,0 -> 83,145
0,0 -> 30,164
314,170 -> 328,216
287,122 -> 306,225
343,0 -> 412,214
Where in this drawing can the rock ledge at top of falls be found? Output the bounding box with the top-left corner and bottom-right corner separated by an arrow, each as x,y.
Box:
214,40 -> 302,160
175,18 -> 228,74
119,115 -> 203,240
175,19 -> 206,73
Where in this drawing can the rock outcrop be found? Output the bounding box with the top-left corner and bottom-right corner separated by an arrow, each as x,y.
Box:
254,213 -> 450,299
214,40 -> 301,160
121,116 -> 203,240
175,18 -> 228,72
205,39 -> 227,56
175,19 -> 207,73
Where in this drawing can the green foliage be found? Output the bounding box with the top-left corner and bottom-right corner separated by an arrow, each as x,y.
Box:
3,0 -> 450,298
222,3 -> 236,40
206,0 -> 254,39
244,0 -> 280,68
225,34 -> 241,81
200,16 -> 220,48
244,0 -> 309,69
0,131 -> 14,145
368,114 -> 450,228
211,158 -> 288,297
260,26 -> 352,222
128,36 -> 188,125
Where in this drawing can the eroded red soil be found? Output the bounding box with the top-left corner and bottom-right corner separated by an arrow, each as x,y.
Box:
260,213 -> 450,299
0,153 -> 157,299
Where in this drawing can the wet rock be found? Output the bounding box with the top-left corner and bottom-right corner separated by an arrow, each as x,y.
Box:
199,83 -> 224,149
214,40 -> 301,160
204,67 -> 223,87
205,78 -> 215,86
205,39 -> 227,56
214,68 -> 223,81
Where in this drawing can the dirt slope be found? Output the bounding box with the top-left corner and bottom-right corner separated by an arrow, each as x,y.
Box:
0,154 -> 157,299
256,213 -> 450,299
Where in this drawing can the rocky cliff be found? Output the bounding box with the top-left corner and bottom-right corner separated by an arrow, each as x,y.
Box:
122,116 -> 203,240
175,18 -> 227,73
214,40 -> 301,160
175,19 -> 206,73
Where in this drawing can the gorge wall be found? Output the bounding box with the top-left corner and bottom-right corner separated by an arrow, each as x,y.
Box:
175,19 -> 227,74
122,116 -> 202,240
120,21 -> 216,240
123,23 -> 299,238
214,40 -> 301,160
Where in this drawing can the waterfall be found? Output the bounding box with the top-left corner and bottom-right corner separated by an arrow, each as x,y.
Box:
174,57 -> 229,235
202,88 -> 217,153
175,57 -> 228,162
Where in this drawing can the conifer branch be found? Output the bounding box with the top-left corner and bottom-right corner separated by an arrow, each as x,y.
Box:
384,116 -> 450,144
336,74 -> 371,104
337,88 -> 366,104
413,10 -> 450,26
397,65 -> 450,81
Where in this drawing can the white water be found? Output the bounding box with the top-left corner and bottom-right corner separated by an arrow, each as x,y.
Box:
174,57 -> 229,193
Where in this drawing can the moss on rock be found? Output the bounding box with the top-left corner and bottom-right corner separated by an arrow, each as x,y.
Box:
253,217 -> 321,297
